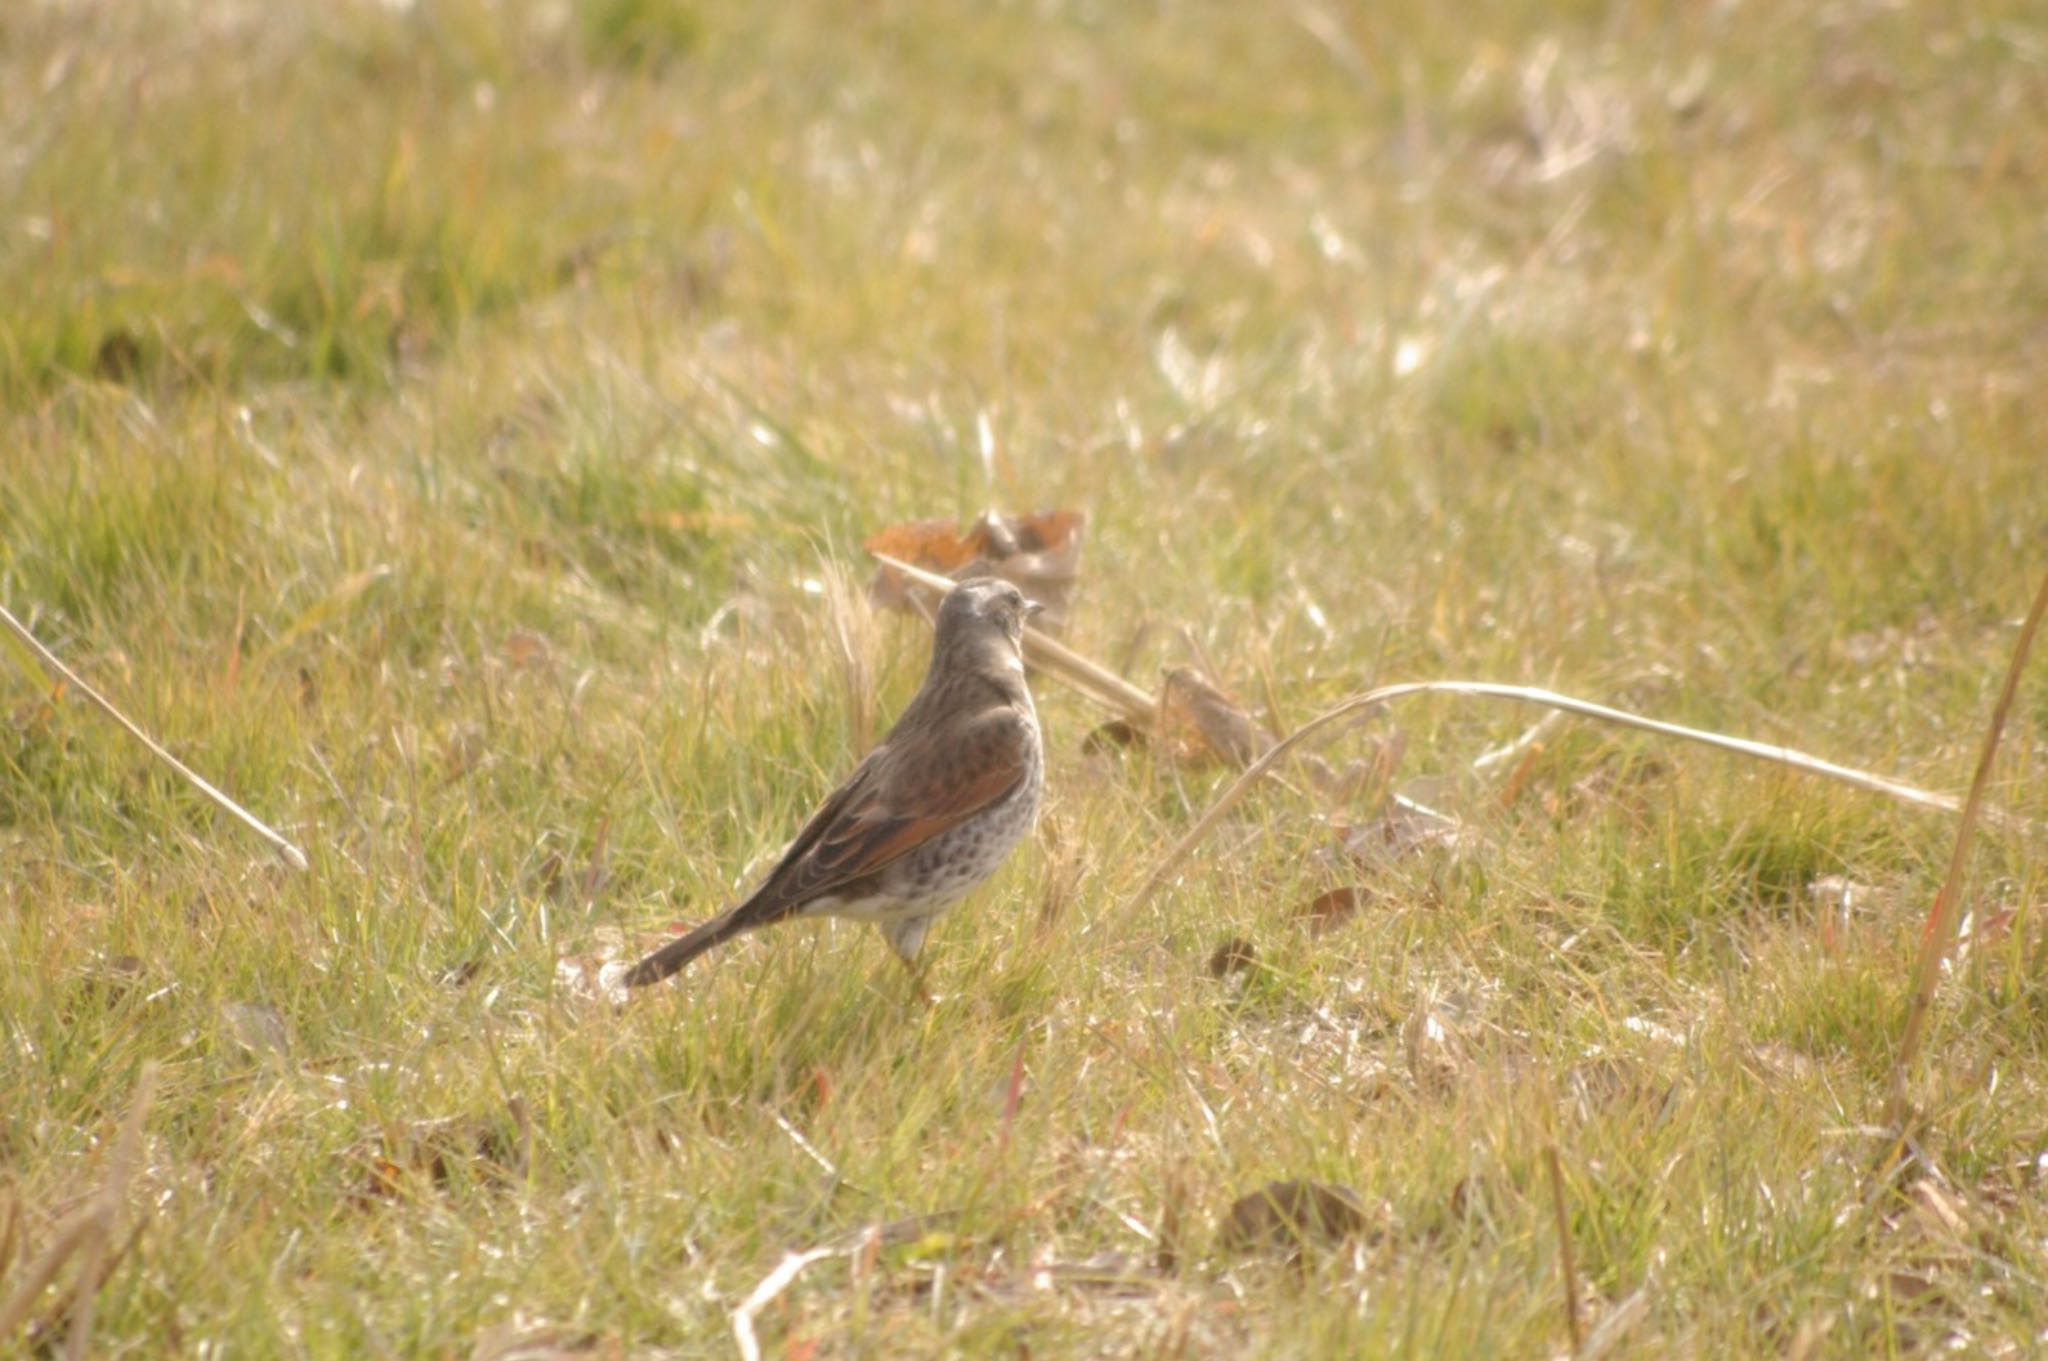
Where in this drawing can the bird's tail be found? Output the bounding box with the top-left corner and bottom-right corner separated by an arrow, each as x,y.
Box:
622,909 -> 752,988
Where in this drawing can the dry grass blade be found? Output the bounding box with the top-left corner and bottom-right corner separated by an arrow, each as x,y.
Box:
0,604 -> 309,871
866,552 -> 1158,724
1889,562 -> 2048,1121
1546,1146 -> 1582,1355
0,1211 -> 99,1342
0,1195 -> 17,1282
63,1063 -> 156,1360
1579,1289 -> 1652,1360
1128,681 -> 1976,913
0,1065 -> 156,1348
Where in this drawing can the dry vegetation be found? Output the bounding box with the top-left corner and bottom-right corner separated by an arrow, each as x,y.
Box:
3,0 -> 2047,1355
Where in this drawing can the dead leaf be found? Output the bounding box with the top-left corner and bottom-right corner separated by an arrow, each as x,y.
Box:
1333,794 -> 1468,873
1295,886 -> 1369,937
1447,1173 -> 1510,1223
438,958 -> 485,988
1207,936 -> 1258,979
1402,1002 -> 1467,1096
220,1001 -> 291,1063
1160,667 -> 1276,768
92,329 -> 144,381
468,1320 -> 611,1361
1564,1057 -> 1675,1121
71,954 -> 148,1010
355,1100 -> 529,1203
1907,1178 -> 1971,1244
1080,718 -> 1145,755
1219,1180 -> 1371,1258
864,509 -> 1085,630
502,630 -> 551,670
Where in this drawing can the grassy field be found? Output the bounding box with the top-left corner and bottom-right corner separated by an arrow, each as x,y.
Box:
4,0 -> 2047,1354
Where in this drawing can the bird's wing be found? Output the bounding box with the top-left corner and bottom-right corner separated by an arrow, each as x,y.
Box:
730,706 -> 1033,926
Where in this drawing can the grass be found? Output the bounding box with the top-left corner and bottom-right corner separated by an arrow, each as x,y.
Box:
3,0 -> 2047,1354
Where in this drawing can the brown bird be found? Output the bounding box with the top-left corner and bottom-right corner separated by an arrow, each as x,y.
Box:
625,577 -> 1044,990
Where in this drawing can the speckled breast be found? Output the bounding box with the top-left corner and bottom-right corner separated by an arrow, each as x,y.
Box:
883,734 -> 1043,914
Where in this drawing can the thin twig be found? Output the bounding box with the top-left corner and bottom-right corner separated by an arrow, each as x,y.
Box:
866,553 -> 1159,723
1127,680 -> 1975,914
0,604 -> 307,871
1890,563 -> 2048,1121
1546,1146 -> 1582,1356
1472,709 -> 1569,772
731,1244 -> 841,1361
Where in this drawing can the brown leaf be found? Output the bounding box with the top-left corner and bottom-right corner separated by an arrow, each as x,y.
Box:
1080,719 -> 1144,755
93,328 -> 144,381
468,1321 -> 612,1361
1207,936 -> 1258,979
864,509 -> 1085,630
1160,667 -> 1275,769
1333,795 -> 1467,873
1219,1180 -> 1371,1258
502,629 -> 551,670
354,1101 -> 530,1203
1907,1179 -> 1971,1244
1295,886 -> 1369,937
71,954 -> 148,1010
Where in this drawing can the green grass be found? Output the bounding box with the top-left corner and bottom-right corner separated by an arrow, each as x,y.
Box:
4,0 -> 2047,1355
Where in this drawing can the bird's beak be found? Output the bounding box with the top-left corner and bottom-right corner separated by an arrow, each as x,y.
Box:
1023,600 -> 1045,621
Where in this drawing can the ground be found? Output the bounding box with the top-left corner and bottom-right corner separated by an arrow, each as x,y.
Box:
3,0 -> 2047,1356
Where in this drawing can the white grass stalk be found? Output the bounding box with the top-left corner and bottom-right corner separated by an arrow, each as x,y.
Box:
1129,680 -> 1976,913
0,603 -> 309,871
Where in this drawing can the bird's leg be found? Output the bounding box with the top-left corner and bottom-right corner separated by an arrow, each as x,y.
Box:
894,949 -> 935,1006
882,917 -> 936,1005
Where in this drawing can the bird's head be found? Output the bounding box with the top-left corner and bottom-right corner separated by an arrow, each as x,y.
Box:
935,577 -> 1041,655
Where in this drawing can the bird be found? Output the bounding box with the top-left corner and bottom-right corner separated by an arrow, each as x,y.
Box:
624,577 -> 1044,992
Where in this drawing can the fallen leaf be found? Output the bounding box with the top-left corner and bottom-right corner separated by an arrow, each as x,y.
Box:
1907,1178 -> 1971,1244
468,1325 -> 609,1361
438,957 -> 485,988
1295,886 -> 1369,937
1160,666 -> 1275,768
1207,936 -> 1258,979
1080,718 -> 1144,755
1402,1002 -> 1467,1096
503,630 -> 552,670
1219,1180 -> 1371,1258
865,509 -> 1085,629
355,1100 -> 530,1203
1564,1057 -> 1675,1121
220,1001 -> 291,1062
1447,1172 -> 1510,1223
71,953 -> 149,1010
1332,794 -> 1468,873
93,328 -> 144,381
